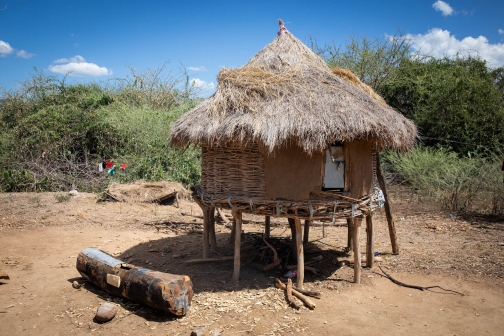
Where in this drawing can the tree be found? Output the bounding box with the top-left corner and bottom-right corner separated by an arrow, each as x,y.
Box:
310,31 -> 413,92
381,56 -> 504,155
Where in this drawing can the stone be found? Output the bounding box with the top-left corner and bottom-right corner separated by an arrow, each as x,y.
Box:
0,270 -> 9,280
191,327 -> 206,336
72,281 -> 82,289
69,190 -> 79,196
95,302 -> 118,322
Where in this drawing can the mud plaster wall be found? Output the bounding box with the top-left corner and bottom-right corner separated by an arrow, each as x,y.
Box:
264,145 -> 324,201
346,140 -> 373,199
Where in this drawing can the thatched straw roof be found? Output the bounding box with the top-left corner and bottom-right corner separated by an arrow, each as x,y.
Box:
170,31 -> 417,153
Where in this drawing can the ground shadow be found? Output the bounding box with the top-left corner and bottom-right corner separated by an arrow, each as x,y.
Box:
459,213 -> 504,230
73,220 -> 350,320
116,221 -> 346,293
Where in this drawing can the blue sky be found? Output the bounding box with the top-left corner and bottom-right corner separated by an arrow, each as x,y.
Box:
1,0 -> 503,95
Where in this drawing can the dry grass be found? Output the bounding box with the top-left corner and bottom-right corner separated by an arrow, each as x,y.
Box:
170,32 -> 417,153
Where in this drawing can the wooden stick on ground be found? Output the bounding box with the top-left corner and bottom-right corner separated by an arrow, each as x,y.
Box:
186,254 -> 255,264
286,278 -> 301,309
292,286 -> 321,299
377,265 -> 464,296
275,278 -> 316,309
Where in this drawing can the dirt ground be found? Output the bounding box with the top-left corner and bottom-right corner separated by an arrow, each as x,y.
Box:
0,187 -> 503,335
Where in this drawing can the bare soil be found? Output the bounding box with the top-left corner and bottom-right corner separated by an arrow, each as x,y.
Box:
0,187 -> 503,335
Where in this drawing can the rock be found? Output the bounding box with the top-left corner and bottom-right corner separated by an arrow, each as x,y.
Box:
0,270 -> 9,280
72,281 -> 82,289
94,302 -> 118,322
191,327 -> 206,336
69,190 -> 79,196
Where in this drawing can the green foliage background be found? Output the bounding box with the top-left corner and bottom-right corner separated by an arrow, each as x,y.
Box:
0,66 -> 201,192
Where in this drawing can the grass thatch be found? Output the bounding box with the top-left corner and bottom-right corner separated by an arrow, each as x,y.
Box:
170,32 -> 417,153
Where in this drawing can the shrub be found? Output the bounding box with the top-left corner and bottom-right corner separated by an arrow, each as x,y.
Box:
384,147 -> 504,213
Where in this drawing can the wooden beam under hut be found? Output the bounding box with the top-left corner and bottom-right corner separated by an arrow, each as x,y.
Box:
232,210 -> 243,283
294,218 -> 304,289
353,218 -> 362,284
209,206 -> 217,252
346,218 -> 354,251
366,215 -> 374,268
303,219 -> 310,244
264,216 -> 271,239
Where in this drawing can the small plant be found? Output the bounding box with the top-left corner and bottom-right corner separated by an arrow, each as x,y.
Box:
54,194 -> 71,203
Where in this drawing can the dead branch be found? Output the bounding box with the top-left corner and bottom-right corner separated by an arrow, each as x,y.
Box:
186,254 -> 255,264
377,265 -> 464,295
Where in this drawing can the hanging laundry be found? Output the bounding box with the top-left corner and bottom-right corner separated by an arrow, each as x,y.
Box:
106,161 -> 113,169
98,163 -> 103,172
120,164 -> 128,170
107,166 -> 115,175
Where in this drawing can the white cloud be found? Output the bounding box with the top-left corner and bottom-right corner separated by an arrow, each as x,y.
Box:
16,50 -> 35,59
0,40 -> 14,57
53,55 -> 86,64
188,66 -> 207,71
49,55 -> 112,76
499,29 -> 504,35
432,1 -> 454,16
191,78 -> 215,90
407,28 -> 504,67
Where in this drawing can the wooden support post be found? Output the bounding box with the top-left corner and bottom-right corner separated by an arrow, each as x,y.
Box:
376,155 -> 400,255
294,218 -> 304,289
229,217 -> 236,244
264,216 -> 271,239
352,218 -> 362,284
346,218 -> 354,251
202,205 -> 210,259
209,206 -> 217,252
288,218 -> 297,257
232,211 -> 242,283
303,220 -> 310,244
366,215 -> 374,268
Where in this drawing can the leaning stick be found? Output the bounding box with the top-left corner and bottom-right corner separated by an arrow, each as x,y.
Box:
275,278 -> 316,309
216,207 -> 230,225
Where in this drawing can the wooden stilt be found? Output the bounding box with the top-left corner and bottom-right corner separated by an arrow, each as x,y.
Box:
366,215 -> 374,268
202,205 -> 210,259
209,206 -> 217,252
264,216 -> 271,239
294,217 -> 304,289
303,220 -> 310,244
288,218 -> 297,257
352,218 -> 362,284
346,218 -> 354,251
232,211 -> 242,283
229,217 -> 236,244
376,155 -> 400,255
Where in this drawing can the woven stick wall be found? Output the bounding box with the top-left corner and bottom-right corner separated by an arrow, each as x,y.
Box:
201,142 -> 267,198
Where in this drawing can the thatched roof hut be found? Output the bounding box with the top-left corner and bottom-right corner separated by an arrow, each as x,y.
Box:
170,25 -> 416,286
170,32 -> 416,153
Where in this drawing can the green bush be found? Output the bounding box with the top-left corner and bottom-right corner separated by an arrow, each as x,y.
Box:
0,66 -> 202,192
384,147 -> 504,213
